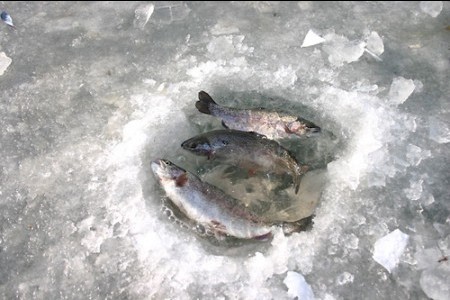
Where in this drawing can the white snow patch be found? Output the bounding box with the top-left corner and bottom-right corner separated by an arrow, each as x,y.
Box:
301,29 -> 326,48
373,229 -> 409,273
283,271 -> 315,300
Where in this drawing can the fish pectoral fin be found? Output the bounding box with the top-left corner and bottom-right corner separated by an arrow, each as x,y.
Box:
210,220 -> 227,231
221,120 -> 229,128
175,173 -> 188,187
253,231 -> 273,241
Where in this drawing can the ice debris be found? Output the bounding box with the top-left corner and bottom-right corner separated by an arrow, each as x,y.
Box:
1,11 -> 15,28
0,52 -> 12,76
283,271 -> 315,300
420,264 -> 450,300
364,31 -> 384,61
301,29 -> 326,48
387,76 -> 415,105
373,229 -> 409,273
322,33 -> 366,67
429,116 -> 450,144
151,2 -> 190,25
134,3 -> 154,29
419,1 -> 443,18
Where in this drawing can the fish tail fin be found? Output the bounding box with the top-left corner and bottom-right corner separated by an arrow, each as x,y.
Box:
196,91 -> 217,115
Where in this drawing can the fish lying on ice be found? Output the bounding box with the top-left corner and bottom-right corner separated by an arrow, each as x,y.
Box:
151,158 -> 274,240
181,129 -> 307,193
195,91 -> 321,140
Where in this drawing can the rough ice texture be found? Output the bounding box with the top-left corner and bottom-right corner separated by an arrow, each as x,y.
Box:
388,77 -> 415,105
283,271 -> 315,300
0,52 -> 12,75
373,229 -> 409,273
301,29 -> 326,48
420,1 -> 443,17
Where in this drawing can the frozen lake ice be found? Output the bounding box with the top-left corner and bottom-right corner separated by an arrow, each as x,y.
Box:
0,2 -> 449,299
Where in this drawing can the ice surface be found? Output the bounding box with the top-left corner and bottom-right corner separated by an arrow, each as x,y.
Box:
373,229 -> 409,273
420,1 -> 443,17
1,2 -> 449,300
387,76 -> 416,105
283,271 -> 315,300
301,30 -> 326,48
0,52 -> 12,75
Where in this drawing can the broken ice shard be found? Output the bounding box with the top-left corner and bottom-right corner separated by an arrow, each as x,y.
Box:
1,11 -> 15,28
301,29 -> 326,48
283,271 -> 315,300
373,229 -> 409,273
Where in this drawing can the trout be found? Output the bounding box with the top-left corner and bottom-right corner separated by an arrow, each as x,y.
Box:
195,91 -> 321,140
181,129 -> 307,193
151,159 -> 273,240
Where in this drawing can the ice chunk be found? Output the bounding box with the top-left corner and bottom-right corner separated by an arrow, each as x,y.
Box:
1,11 -> 15,28
211,19 -> 240,35
301,29 -> 326,48
322,33 -> 366,67
0,52 -> 12,76
151,2 -> 190,25
134,3 -> 154,29
373,229 -> 409,273
283,271 -> 315,300
420,265 -> 450,300
366,31 -> 384,55
387,77 -> 415,105
420,1 -> 443,18
406,144 -> 431,166
336,272 -> 354,285
429,116 -> 450,144
404,179 -> 423,201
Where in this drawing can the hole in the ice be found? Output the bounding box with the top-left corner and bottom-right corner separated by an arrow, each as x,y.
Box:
143,89 -> 344,250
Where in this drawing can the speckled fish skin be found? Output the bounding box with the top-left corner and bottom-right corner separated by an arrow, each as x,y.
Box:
181,129 -> 306,193
151,159 -> 273,240
195,91 -> 321,140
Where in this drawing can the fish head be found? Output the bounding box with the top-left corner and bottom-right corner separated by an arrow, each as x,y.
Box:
181,136 -> 214,158
151,159 -> 189,187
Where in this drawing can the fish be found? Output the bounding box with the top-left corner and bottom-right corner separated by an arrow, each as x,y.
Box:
195,91 -> 321,140
151,159 -> 274,240
181,129 -> 308,193
1,11 -> 15,29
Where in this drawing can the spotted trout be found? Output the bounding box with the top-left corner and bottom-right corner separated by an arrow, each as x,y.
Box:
195,91 -> 321,140
151,159 -> 274,240
181,129 -> 307,193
